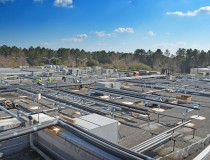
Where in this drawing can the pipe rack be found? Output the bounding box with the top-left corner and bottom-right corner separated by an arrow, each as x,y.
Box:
94,88 -> 200,110
55,88 -> 149,115
131,120 -> 191,153
58,118 -> 154,160
19,87 -> 107,115
119,79 -> 210,97
0,120 -> 57,142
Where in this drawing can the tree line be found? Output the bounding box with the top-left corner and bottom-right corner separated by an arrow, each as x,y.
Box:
0,45 -> 210,73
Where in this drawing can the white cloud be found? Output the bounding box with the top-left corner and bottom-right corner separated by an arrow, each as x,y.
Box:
54,0 -> 73,8
114,27 -> 134,33
95,31 -> 114,37
0,0 -> 14,3
62,34 -> 87,42
146,31 -> 156,37
166,6 -> 210,17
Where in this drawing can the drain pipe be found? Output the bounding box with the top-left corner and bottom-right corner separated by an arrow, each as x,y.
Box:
30,133 -> 52,160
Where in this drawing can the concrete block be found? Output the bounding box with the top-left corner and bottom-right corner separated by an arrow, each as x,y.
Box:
0,118 -> 20,131
31,113 -> 55,123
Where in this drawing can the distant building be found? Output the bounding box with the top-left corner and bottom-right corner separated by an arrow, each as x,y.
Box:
190,67 -> 210,76
102,69 -> 114,74
92,66 -> 102,74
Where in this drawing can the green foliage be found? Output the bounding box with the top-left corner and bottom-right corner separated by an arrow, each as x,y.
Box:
128,64 -> 152,71
0,45 -> 210,73
86,59 -> 99,66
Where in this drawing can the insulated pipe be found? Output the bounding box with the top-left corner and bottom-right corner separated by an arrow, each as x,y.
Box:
18,88 -> 90,115
95,88 -> 200,110
1,102 -> 33,122
42,107 -> 66,112
138,134 -> 173,153
18,110 -> 31,117
58,119 -> 154,160
121,87 -> 198,105
0,120 -> 57,142
56,88 -> 149,114
119,80 -> 210,97
30,133 -> 52,160
165,119 -> 191,134
0,105 -> 17,118
131,120 -> 191,151
131,133 -> 172,151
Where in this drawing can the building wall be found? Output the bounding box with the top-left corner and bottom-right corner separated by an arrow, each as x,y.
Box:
35,130 -> 120,160
0,135 -> 30,157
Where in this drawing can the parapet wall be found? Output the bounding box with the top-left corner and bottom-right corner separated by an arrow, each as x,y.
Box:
159,134 -> 210,160
0,135 -> 30,158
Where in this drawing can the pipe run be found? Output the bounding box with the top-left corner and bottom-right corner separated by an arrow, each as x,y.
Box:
58,118 -> 154,160
30,133 -> 52,160
0,120 -> 58,142
0,105 -> 17,118
18,88 -> 90,115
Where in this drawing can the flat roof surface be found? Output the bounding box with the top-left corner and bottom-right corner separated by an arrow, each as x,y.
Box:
1,74 -> 210,159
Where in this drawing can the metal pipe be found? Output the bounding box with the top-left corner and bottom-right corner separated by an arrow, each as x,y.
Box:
0,105 -> 17,118
131,120 -> 191,152
0,120 -> 57,142
18,88 -> 89,115
42,107 -> 66,112
18,110 -> 31,117
56,88 -> 148,114
30,133 -> 52,160
165,120 -> 191,134
121,88 -> 198,105
58,119 -> 154,160
35,140 -> 66,160
131,133 -> 171,151
95,88 -> 200,110
120,79 -> 210,97
139,134 -> 173,153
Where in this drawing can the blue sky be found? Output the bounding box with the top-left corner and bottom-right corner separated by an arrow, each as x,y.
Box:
0,0 -> 210,54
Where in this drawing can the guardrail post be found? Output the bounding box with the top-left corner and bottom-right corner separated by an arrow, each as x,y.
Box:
193,128 -> 196,139
172,139 -> 176,152
148,115 -> 150,126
